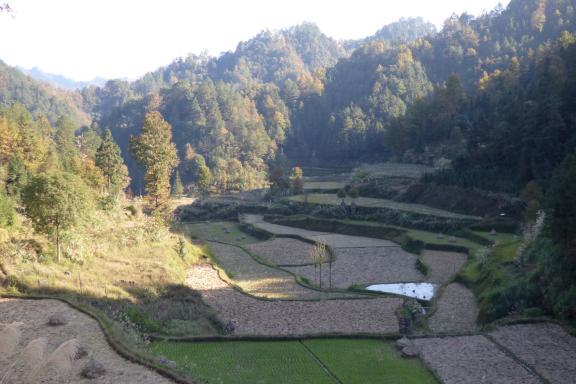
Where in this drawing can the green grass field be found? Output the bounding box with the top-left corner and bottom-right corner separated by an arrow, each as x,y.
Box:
303,339 -> 438,384
289,193 -> 480,220
179,221 -> 261,245
354,162 -> 434,179
304,180 -> 348,190
150,339 -> 438,384
471,231 -> 518,245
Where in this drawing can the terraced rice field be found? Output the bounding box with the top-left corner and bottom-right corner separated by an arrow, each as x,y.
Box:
185,264 -> 402,335
428,283 -> 479,334
414,335 -> 540,384
208,241 -> 358,300
180,221 -> 261,245
149,339 -> 438,384
354,162 -> 434,178
285,246 -> 423,289
421,250 -> 468,284
288,193 -> 481,220
304,180 -> 347,190
489,323 -> 576,384
245,238 -> 317,266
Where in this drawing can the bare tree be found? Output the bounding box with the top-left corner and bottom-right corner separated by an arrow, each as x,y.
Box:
310,241 -> 327,288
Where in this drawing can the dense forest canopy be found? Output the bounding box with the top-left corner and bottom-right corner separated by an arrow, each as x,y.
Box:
0,0 -> 575,197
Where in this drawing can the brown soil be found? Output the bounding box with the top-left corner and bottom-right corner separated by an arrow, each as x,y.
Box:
285,246 -> 423,289
245,238 -> 316,266
414,335 -> 540,384
0,298 -> 174,384
428,283 -> 478,334
208,241 -> 360,300
185,264 -> 402,335
421,250 -> 468,284
489,323 -> 576,384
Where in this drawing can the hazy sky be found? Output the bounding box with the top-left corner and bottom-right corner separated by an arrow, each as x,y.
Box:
0,0 -> 510,81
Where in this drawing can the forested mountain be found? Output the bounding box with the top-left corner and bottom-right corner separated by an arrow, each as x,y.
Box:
2,0 -> 575,197
17,66 -> 107,91
0,61 -> 89,126
344,17 -> 437,51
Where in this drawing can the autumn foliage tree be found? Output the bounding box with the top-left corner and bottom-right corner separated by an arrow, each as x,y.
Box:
129,111 -> 179,210
22,172 -> 92,263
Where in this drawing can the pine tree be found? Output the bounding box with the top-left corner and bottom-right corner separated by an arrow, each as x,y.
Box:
194,155 -> 212,192
54,115 -> 79,172
129,111 -> 179,209
95,129 -> 129,196
172,169 -> 184,196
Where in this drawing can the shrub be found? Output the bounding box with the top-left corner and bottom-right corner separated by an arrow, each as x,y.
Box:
124,205 -> 139,217
0,192 -> 15,227
125,307 -> 162,334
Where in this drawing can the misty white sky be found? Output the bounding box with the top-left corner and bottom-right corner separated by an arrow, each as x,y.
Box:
0,0 -> 509,81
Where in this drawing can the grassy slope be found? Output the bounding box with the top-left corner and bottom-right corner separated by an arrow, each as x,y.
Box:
150,339 -> 438,384
458,236 -> 524,322
0,200 -> 219,336
288,193 -> 480,220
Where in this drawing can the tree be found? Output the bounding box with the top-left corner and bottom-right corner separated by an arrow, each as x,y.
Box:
22,173 -> 92,263
291,166 -> 304,194
547,154 -> 576,253
129,111 -> 179,209
95,129 -> 129,196
192,154 -> 212,192
54,116 -> 79,172
310,241 -> 327,289
172,169 -> 184,197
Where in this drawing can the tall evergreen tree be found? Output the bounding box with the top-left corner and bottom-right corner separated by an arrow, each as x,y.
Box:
95,129 -> 129,195
172,169 -> 184,196
129,111 -> 179,209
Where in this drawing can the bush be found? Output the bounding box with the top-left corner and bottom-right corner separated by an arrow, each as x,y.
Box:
124,205 -> 139,217
553,286 -> 576,319
0,192 -> 15,227
98,195 -> 117,211
125,307 -> 162,334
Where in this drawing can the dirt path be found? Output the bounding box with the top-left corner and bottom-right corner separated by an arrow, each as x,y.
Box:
185,264 -> 402,335
0,298 -> 174,384
428,283 -> 478,334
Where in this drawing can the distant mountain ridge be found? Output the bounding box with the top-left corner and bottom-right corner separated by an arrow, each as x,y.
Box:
17,66 -> 107,90
0,60 -> 89,126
